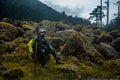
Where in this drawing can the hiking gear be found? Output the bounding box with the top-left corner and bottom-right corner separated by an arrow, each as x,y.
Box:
33,41 -> 37,80
32,35 -> 61,67
38,28 -> 46,33
27,39 -> 33,54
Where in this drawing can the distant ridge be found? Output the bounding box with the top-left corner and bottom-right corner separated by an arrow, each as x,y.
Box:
0,0 -> 90,25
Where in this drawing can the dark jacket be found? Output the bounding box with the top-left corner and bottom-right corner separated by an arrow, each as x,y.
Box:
32,35 -> 60,60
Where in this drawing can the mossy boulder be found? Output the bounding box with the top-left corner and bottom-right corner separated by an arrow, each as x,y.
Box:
61,32 -> 103,63
109,30 -> 120,39
0,34 -> 10,43
22,24 -> 33,31
112,37 -> 120,52
96,31 -> 112,44
12,37 -> 28,47
73,24 -> 84,32
41,20 -> 56,36
95,43 -> 119,59
0,65 -> 7,76
54,29 -> 75,37
11,43 -> 29,60
81,27 -> 95,43
2,68 -> 24,80
102,59 -> 120,76
0,22 -> 18,41
2,18 -> 13,24
13,20 -> 23,28
0,77 -> 4,80
16,27 -> 24,37
41,20 -> 72,36
55,64 -> 79,72
0,42 -> 16,54
47,37 -> 64,51
55,21 -> 71,31
0,37 -> 28,54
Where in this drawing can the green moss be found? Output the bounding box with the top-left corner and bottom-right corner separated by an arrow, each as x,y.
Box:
0,22 -> 18,40
112,37 -> 120,52
101,59 -> 120,76
0,42 -> 15,54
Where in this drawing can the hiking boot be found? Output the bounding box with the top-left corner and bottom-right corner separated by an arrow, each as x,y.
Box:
56,60 -> 64,64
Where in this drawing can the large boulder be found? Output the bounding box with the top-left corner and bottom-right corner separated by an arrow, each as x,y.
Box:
95,43 -> 119,59
0,37 -> 28,54
0,22 -> 18,41
2,18 -> 13,24
61,32 -> 103,63
0,42 -> 16,54
112,37 -> 120,52
81,27 -> 95,43
54,29 -> 75,37
0,65 -> 7,76
96,31 -> 112,44
47,37 -> 64,51
102,59 -> 120,76
109,30 -> 120,39
2,68 -> 24,80
73,24 -> 84,32
16,27 -> 24,37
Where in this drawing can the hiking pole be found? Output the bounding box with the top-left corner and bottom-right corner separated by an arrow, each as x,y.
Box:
34,41 -> 37,80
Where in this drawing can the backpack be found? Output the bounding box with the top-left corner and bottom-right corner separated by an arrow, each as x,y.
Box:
27,38 -> 34,54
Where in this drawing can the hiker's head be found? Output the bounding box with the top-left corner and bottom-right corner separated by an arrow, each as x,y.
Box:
38,28 -> 46,37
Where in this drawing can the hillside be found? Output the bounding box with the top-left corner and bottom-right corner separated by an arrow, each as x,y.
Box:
0,18 -> 120,80
0,0 -> 90,25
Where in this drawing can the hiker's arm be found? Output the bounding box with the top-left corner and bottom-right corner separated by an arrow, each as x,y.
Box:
44,39 -> 60,59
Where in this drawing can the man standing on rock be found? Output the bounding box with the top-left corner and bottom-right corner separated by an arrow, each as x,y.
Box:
32,28 -> 64,68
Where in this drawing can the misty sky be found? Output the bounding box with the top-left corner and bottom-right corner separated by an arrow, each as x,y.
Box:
39,0 -> 118,23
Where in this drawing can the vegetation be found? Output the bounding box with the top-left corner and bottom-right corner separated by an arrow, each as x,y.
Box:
0,0 -> 90,25
106,17 -> 120,31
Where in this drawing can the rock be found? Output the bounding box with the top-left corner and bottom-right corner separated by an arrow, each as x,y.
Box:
0,22 -> 18,41
81,27 -> 95,43
17,27 -> 24,37
47,37 -> 64,51
0,65 -> 7,76
61,32 -> 103,63
12,37 -> 27,47
55,64 -> 79,72
97,43 -> 119,59
2,68 -> 24,80
22,24 -> 33,31
109,30 -> 120,39
13,20 -> 23,28
112,37 -> 120,52
2,18 -> 13,24
96,31 -> 112,44
55,21 -> 71,31
0,42 -> 16,54
102,59 -> 120,75
73,24 -> 83,32
41,20 -> 56,36
11,43 -> 29,59
0,77 -> 4,80
0,34 -> 10,43
55,29 -> 75,37
93,29 -> 102,35
0,65 -> 7,71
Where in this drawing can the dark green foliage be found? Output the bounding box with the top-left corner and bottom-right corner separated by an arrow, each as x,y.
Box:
112,37 -> 120,52
106,17 -> 120,31
0,0 -> 90,25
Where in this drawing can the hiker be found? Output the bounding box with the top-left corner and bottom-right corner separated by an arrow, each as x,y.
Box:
32,28 -> 64,68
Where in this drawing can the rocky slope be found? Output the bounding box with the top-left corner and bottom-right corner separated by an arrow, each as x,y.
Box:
0,18 -> 120,80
